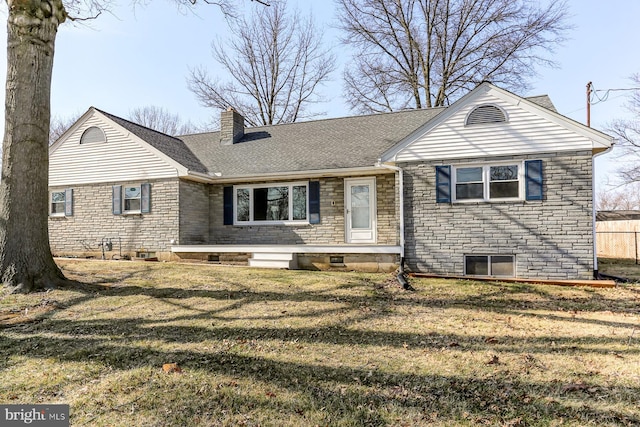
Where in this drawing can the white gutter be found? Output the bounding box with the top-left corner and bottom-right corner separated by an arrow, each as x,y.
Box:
375,162 -> 405,260
592,144 -> 615,277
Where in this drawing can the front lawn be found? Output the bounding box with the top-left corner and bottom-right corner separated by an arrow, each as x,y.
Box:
1,260 -> 638,426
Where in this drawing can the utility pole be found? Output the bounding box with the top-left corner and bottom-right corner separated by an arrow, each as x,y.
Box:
586,81 -> 592,127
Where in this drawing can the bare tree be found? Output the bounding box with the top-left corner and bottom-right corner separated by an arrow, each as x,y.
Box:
188,0 -> 335,127
128,106 -> 202,136
336,0 -> 570,113
597,184 -> 640,211
607,74 -> 640,185
0,0 -> 255,292
50,113 -> 82,144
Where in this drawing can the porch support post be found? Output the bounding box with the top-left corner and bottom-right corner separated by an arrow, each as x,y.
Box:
376,162 -> 405,260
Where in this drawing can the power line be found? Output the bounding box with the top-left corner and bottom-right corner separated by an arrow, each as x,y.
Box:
586,81 -> 640,127
590,83 -> 640,106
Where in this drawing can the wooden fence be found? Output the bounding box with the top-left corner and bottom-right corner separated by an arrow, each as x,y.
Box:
596,219 -> 640,262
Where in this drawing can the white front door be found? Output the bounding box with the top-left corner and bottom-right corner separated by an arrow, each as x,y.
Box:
345,178 -> 376,244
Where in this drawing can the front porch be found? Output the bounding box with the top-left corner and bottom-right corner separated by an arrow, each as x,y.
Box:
171,244 -> 402,272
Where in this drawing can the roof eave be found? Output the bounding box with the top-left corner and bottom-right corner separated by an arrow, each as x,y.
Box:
203,166 -> 393,184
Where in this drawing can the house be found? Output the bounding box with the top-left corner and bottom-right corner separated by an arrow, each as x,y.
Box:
48,83 -> 614,279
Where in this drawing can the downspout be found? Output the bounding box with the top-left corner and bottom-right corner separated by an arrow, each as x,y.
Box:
592,145 -> 614,279
376,162 -> 413,290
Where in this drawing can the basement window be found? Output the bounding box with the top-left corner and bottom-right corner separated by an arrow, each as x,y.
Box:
465,255 -> 514,277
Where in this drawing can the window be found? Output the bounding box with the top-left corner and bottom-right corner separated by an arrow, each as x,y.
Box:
234,182 -> 309,224
124,186 -> 141,212
50,189 -> 72,216
436,160 -> 543,203
465,255 -> 514,277
113,184 -> 151,215
51,191 -> 66,215
80,126 -> 106,144
453,163 -> 521,201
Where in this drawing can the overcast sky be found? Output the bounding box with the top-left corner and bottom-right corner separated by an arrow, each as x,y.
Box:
1,0 -> 639,189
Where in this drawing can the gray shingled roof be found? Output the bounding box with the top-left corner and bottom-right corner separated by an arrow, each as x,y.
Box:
180,108 -> 444,177
596,210 -> 640,221
97,92 -> 556,179
526,95 -> 557,112
98,109 -> 208,174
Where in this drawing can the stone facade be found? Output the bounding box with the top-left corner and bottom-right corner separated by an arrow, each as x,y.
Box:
208,174 -> 399,245
179,180 -> 210,245
50,174 -> 400,268
402,151 -> 595,279
49,178 -> 180,260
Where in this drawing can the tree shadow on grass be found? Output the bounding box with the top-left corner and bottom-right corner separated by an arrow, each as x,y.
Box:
0,330 -> 638,426
1,264 -> 638,425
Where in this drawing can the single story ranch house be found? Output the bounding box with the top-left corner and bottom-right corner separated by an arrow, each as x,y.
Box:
48,82 -> 614,279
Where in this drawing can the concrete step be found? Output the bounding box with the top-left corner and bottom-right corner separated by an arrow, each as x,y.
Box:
251,252 -> 296,261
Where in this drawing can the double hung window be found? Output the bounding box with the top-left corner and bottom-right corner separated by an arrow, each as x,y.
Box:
454,163 -> 521,201
112,183 -> 151,215
50,189 -> 73,217
124,186 -> 142,213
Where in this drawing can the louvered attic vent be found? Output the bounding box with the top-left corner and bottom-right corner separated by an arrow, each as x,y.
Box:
465,105 -> 506,126
80,126 -> 106,144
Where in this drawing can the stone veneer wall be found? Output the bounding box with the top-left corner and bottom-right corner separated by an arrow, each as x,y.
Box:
49,178 -> 179,259
179,179 -> 210,245
401,151 -> 595,280
208,174 -> 399,245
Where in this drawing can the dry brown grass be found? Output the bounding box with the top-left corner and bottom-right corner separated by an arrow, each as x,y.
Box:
1,259 -> 639,426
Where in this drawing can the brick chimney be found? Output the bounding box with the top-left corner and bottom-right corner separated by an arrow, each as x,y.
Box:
220,107 -> 244,145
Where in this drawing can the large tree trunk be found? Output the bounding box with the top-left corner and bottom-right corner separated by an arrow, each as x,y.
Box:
0,0 -> 67,292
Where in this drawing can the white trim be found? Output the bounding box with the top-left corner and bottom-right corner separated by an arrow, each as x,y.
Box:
49,190 -> 66,217
376,163 -> 404,258
452,160 -> 524,203
171,244 -> 401,254
233,181 -> 309,225
122,184 -> 142,214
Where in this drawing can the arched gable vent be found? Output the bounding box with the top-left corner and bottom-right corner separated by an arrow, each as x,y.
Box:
465,104 -> 507,126
80,126 -> 106,144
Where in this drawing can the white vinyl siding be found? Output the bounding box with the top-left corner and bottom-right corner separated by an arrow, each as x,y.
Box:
49,112 -> 181,186
392,90 -> 606,162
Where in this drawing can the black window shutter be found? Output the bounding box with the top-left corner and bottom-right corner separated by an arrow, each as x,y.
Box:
525,160 -> 543,201
223,186 -> 234,225
112,185 -> 122,215
309,181 -> 320,224
64,188 -> 73,216
141,183 -> 151,213
435,165 -> 452,203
